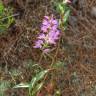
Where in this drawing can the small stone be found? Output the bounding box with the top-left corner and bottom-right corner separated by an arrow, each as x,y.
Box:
91,7 -> 96,18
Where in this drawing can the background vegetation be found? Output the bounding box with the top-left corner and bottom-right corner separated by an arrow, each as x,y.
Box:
0,0 -> 96,96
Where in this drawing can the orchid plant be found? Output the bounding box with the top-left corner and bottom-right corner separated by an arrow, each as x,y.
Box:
33,0 -> 72,53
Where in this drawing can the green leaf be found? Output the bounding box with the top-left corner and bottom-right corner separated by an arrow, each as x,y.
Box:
31,83 -> 43,96
0,2 -> 4,14
58,3 -> 64,13
29,70 -> 48,95
35,70 -> 48,81
63,9 -> 70,23
29,77 -> 37,93
52,61 -> 64,69
14,83 -> 29,88
14,70 -> 48,96
0,81 -> 10,96
0,5 -> 14,34
53,1 -> 71,31
29,70 -> 48,91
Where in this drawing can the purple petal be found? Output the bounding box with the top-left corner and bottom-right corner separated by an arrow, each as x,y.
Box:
55,30 -> 60,36
52,20 -> 58,25
47,35 -> 56,44
43,49 -> 50,53
41,26 -> 48,32
48,31 -> 56,37
49,18 -> 54,24
42,20 -> 49,25
48,39 -> 56,44
38,33 -> 45,39
51,25 -> 58,30
48,30 -> 60,42
33,40 -> 43,48
44,16 -> 49,20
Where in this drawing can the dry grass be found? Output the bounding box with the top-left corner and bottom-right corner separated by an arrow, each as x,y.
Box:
0,0 -> 96,96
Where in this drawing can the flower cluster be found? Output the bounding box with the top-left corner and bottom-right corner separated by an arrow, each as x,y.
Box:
33,15 -> 60,53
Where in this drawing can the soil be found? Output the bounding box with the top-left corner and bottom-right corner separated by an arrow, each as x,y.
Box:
0,0 -> 96,96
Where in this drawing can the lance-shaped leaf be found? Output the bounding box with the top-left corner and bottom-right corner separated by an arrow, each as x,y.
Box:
31,82 -> 43,96
29,70 -> 49,92
14,83 -> 29,88
63,9 -> 71,24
